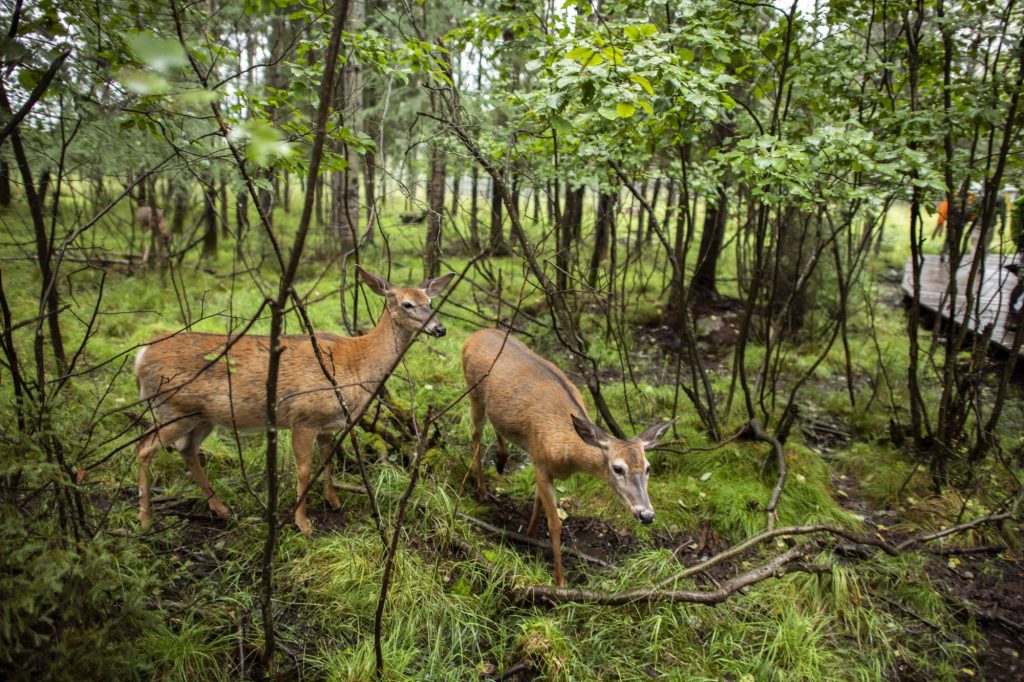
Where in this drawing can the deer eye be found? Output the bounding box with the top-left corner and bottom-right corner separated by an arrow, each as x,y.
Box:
612,464 -> 625,476
402,302 -> 414,310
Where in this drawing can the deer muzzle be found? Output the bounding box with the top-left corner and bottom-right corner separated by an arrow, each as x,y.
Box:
635,507 -> 656,525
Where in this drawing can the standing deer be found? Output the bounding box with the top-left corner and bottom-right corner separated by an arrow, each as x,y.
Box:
462,328 -> 672,586
135,204 -> 169,265
134,266 -> 455,534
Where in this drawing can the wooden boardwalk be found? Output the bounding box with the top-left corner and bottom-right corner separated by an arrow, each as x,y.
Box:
901,253 -> 1022,354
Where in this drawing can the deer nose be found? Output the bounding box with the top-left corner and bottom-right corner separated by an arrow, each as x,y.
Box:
636,508 -> 655,525
429,323 -> 446,337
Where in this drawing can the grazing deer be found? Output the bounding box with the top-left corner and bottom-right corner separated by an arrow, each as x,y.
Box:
462,328 -> 672,586
134,266 -> 455,534
135,205 -> 169,265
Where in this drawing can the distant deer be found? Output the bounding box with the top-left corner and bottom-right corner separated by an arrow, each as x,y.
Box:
135,205 -> 169,265
134,267 -> 455,534
462,328 -> 672,586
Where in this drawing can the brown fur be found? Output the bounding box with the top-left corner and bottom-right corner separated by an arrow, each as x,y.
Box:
462,328 -> 671,586
135,205 -> 169,265
134,267 -> 454,534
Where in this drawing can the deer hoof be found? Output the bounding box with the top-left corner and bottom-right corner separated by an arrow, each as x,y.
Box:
209,498 -> 232,520
296,517 -> 312,536
325,492 -> 342,511
138,510 -> 154,526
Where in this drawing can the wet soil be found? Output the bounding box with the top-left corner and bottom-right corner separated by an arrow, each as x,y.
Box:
827,454 -> 1024,682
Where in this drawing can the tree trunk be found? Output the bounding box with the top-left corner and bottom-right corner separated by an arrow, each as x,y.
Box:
171,181 -> 187,235
469,163 -> 480,249
771,206 -> 813,334
588,189 -> 616,289
557,186 -> 584,293
489,173 -> 506,252
635,178 -> 648,243
202,176 -> 218,259
219,173 -> 230,238
0,157 -> 10,206
282,171 -> 290,214
315,175 -> 323,226
338,0 -> 364,254
692,184 -> 728,299
363,151 -> 375,245
424,95 -> 446,278
235,189 -> 249,255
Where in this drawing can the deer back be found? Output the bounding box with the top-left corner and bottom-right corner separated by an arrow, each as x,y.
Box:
136,331 -> 374,431
463,328 -> 596,476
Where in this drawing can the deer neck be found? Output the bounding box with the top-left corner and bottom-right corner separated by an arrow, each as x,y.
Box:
575,444 -> 608,479
352,308 -> 415,383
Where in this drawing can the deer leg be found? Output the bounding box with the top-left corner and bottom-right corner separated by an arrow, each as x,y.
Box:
535,471 -> 565,587
494,435 -> 510,474
317,433 -> 342,510
526,490 -> 542,538
136,416 -> 198,525
292,428 -> 317,536
469,393 -> 488,498
178,422 -> 229,519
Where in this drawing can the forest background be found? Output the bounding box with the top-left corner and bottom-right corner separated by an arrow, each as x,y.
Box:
1,0 -> 1023,679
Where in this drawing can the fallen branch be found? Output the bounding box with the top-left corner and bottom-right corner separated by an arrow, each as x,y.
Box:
930,544 -> 1006,556
515,543 -> 827,606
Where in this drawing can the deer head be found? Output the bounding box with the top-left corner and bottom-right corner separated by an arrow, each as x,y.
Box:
357,266 -> 455,338
571,415 -> 673,525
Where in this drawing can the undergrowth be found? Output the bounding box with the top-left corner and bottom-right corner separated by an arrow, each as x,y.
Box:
1,196 -> 1020,680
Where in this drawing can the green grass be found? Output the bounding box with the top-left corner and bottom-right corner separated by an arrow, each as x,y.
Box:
1,190 -> 1020,680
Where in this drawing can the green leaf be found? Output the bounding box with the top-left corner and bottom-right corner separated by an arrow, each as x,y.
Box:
625,23 -> 658,40
229,120 -> 294,168
630,73 -> 654,95
117,68 -> 170,95
638,100 -> 653,114
566,46 -> 592,60
17,69 -> 43,92
679,47 -> 695,62
637,23 -> 658,38
598,106 -> 618,120
126,33 -> 189,74
550,115 -> 573,136
616,102 -> 636,118
602,46 -> 625,66
177,89 -> 218,107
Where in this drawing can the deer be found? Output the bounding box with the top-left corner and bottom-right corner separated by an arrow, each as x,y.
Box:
135,204 -> 169,266
462,328 -> 672,586
134,266 -> 455,535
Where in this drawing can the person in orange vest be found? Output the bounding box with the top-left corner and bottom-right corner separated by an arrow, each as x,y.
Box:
933,188 -> 980,256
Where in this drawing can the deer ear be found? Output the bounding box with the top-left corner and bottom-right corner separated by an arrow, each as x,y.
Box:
358,266 -> 392,296
636,419 -> 674,450
572,414 -> 610,448
419,272 -> 456,299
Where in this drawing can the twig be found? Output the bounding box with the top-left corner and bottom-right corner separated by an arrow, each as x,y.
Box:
495,660 -> 532,680
375,407 -> 432,679
516,543 -> 827,606
930,544 -> 1006,556
743,418 -> 787,530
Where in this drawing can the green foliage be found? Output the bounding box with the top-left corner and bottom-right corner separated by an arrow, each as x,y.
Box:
0,507 -> 164,679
